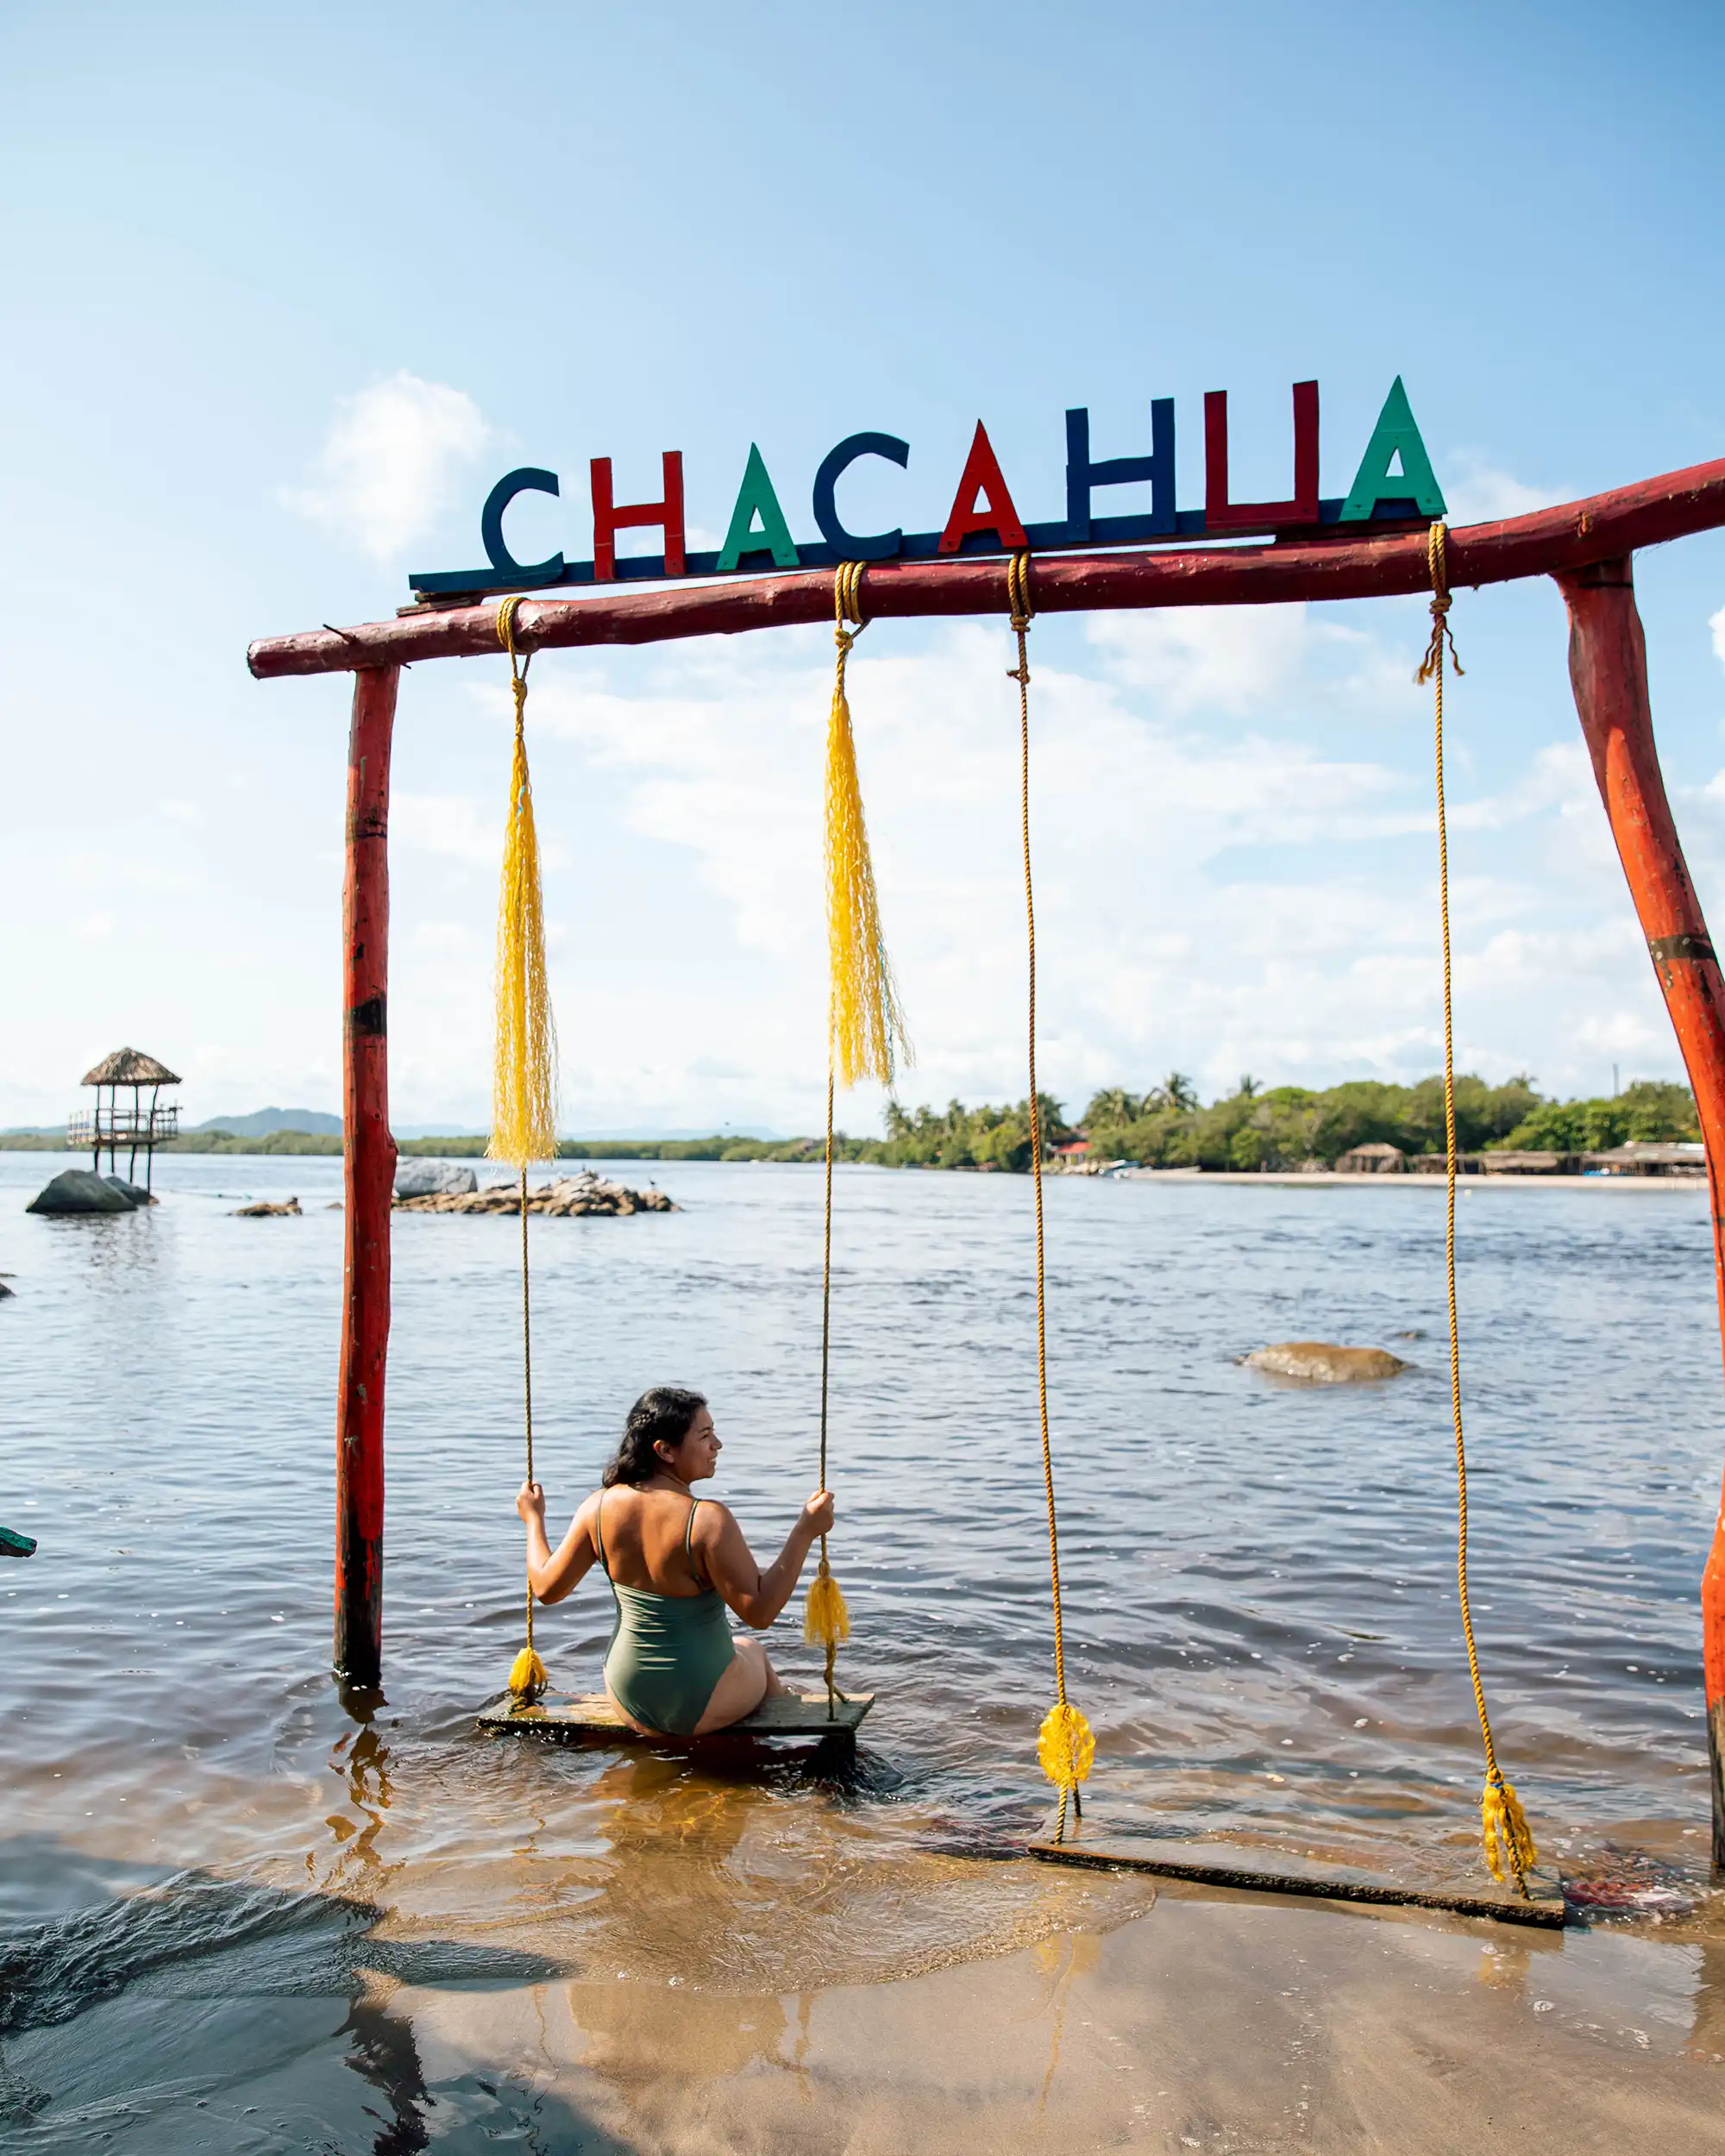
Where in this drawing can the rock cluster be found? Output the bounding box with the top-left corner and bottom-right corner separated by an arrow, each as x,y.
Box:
235,1197 -> 303,1218
27,1170 -> 160,1215
395,1171 -> 676,1217
1243,1341 -> 1408,1383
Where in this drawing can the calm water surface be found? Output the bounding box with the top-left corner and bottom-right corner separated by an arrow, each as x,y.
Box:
2,1150 -> 1722,2117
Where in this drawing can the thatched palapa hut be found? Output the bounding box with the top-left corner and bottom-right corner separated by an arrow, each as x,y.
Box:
69,1047 -> 181,1189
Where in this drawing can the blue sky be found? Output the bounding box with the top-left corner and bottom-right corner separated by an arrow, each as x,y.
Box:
3,2 -> 1723,1132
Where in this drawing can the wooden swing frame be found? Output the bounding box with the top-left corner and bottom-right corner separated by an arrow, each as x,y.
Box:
250,453 -> 1725,1880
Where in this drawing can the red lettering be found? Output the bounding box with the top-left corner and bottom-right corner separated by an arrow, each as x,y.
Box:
1203,382 -> 1320,532
591,452 -> 687,579
937,422 -> 1028,555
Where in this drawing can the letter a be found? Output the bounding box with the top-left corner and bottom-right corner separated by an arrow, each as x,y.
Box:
717,443 -> 800,571
938,422 -> 1028,554
1340,377 -> 1446,523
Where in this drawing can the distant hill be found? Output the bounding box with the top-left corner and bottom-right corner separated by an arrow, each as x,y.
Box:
191,1106 -> 342,1137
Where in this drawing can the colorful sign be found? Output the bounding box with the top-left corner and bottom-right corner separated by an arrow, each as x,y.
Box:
409,377 -> 1445,599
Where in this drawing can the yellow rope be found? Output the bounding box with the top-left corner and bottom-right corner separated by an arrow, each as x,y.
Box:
1009,550 -> 1094,1837
805,562 -> 906,1701
494,596 -> 555,1705
1420,523 -> 1536,1892
807,1062 -> 848,1714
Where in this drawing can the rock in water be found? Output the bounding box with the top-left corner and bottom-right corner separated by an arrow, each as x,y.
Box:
234,1197 -> 302,1218
104,1175 -> 158,1206
394,1171 -> 677,1216
1244,1341 -> 1408,1383
394,1159 -> 478,1199
27,1169 -> 137,1215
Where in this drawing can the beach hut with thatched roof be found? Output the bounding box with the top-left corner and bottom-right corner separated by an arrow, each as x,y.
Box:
69,1048 -> 180,1189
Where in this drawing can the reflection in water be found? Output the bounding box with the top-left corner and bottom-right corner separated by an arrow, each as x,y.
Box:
1034,1929 -> 1104,2110
1689,1941 -> 1725,2063
326,1725 -> 397,1877
341,1977 -> 431,2156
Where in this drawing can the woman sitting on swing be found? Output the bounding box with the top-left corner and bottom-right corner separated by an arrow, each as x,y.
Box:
516,1386 -> 834,1739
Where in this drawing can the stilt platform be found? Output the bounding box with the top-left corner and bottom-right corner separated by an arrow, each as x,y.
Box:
478,1689 -> 874,1747
1027,1831 -> 1567,1928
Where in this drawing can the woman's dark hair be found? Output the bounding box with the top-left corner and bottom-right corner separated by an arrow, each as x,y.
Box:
601,1387 -> 709,1487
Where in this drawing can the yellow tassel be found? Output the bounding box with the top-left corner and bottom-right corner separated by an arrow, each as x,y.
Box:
1037,1702 -> 1095,1790
826,620 -> 911,1089
1481,1774 -> 1538,1885
803,1559 -> 850,1648
488,627 -> 558,1169
508,1645 -> 547,1702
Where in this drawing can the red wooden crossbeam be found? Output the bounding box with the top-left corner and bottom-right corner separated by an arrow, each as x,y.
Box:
249,456 -> 1725,679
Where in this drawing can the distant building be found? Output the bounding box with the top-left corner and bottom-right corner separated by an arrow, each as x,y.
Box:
1335,1141 -> 1405,1175
1584,1141 -> 1706,1177
1053,1138 -> 1091,1160
67,1048 -> 180,1190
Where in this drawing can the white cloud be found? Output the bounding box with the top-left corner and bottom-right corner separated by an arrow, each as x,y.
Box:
1083,603 -> 1422,729
471,614 -> 1653,1125
394,792 -> 503,868
280,372 -> 490,561
1709,603 -> 1725,670
1441,452 -> 1569,527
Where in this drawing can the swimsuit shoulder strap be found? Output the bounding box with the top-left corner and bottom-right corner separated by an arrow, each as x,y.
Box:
594,1490 -> 612,1577
684,1497 -> 712,1589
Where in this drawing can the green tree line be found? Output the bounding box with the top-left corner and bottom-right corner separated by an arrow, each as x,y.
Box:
2,1076 -> 1698,1169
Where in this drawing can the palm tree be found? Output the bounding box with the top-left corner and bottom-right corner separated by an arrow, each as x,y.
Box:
1082,1087 -> 1140,1127
1154,1071 -> 1198,1113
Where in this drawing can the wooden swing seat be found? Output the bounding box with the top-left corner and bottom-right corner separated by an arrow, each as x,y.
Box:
1027,1827 -> 1566,1927
478,1688 -> 874,1746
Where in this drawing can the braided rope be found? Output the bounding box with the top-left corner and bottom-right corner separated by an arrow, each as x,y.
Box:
1420,525 -> 1535,1894
810,563 -> 870,1713
498,598 -> 545,1700
1009,552 -> 1093,1837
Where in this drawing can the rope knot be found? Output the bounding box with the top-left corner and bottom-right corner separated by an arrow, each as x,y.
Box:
1007,550 -> 1034,681
1415,521 -> 1465,686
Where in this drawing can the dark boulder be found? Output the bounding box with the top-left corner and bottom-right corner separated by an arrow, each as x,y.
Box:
27,1169 -> 136,1215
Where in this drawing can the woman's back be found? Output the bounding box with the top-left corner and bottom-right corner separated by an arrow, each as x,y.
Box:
594,1485 -> 710,1596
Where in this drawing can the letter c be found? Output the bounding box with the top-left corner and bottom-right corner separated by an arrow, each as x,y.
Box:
812,433 -> 910,561
480,467 -> 565,584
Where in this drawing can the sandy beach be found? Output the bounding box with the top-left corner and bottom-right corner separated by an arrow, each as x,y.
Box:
9,1869 -> 1723,2152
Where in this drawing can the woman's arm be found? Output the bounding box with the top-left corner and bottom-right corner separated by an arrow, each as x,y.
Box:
699,1489 -> 834,1629
517,1482 -> 600,1605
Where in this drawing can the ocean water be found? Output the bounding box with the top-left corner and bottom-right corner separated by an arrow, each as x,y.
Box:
2,1150 -> 1721,2134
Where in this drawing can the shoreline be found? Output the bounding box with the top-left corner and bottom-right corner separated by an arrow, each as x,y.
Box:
1106,1167 -> 1708,1191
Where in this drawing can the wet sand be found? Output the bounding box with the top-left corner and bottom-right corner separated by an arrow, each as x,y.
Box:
7,1873 -> 1723,2152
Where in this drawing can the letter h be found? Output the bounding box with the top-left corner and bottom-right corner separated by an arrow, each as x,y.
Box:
1065,402 -> 1176,542
590,452 -> 687,579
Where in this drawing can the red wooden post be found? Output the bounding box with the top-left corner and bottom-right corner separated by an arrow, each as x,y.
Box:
335,664 -> 398,1687
1558,559 -> 1725,1872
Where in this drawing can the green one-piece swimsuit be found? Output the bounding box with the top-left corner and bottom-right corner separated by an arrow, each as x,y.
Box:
598,1493 -> 736,1736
